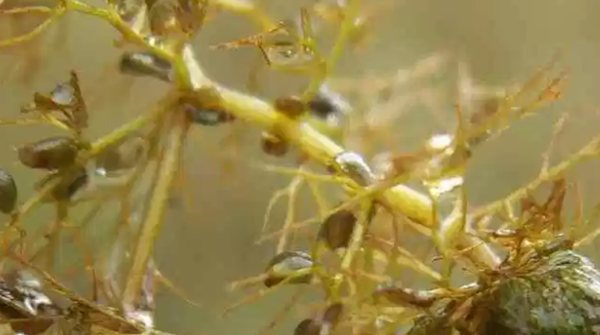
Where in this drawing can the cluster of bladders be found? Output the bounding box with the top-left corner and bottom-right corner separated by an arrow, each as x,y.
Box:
0,74 -> 92,211
0,50 -> 352,217
262,207 -> 383,335
0,49 -> 356,333
0,267 -> 148,335
262,210 -> 352,335
0,80 -> 143,212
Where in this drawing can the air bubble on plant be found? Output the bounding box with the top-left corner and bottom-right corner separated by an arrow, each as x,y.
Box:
308,84 -> 352,127
119,51 -> 173,83
177,87 -> 235,126
264,251 -> 313,287
50,82 -> 75,106
372,282 -> 439,308
334,151 -> 376,186
19,71 -> 88,131
183,103 -> 233,126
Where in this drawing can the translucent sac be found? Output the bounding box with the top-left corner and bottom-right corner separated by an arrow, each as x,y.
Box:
119,52 -> 173,83
334,151 -> 376,186
94,137 -> 147,178
17,136 -> 79,170
0,169 -> 17,215
262,29 -> 312,67
309,85 -> 352,128
50,82 -> 75,106
319,209 -> 357,250
264,251 -> 313,287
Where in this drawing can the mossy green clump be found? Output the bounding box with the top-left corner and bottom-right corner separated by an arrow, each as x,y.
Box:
408,247 -> 600,335
488,249 -> 600,335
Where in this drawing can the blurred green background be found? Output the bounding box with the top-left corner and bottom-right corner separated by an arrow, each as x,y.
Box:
2,1 -> 600,334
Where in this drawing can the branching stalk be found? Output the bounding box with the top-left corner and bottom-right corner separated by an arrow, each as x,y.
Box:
121,109 -> 189,309
178,47 -> 500,268
4,1 -> 598,334
54,0 -> 503,270
472,132 -> 600,220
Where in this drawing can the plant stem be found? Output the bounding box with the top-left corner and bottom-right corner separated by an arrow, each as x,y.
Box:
472,132 -> 600,220
121,109 -> 188,309
304,0 -> 362,99
66,0 -> 176,63
67,0 -> 500,268
183,57 -> 500,268
0,93 -> 175,243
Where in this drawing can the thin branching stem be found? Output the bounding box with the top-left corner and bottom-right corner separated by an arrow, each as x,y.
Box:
65,0 -> 501,268
304,0 -> 362,99
0,93 -> 176,265
0,6 -> 52,14
121,108 -> 189,309
0,4 -> 65,48
66,0 -> 178,66
176,51 -> 500,268
472,132 -> 600,220
214,0 -> 275,30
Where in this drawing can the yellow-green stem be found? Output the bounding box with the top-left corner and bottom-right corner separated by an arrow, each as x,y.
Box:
121,109 -> 188,309
472,132 -> 600,220
304,0 -> 362,99
66,0 -> 501,269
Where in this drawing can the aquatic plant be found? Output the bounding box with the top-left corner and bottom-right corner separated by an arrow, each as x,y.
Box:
0,1 -> 598,335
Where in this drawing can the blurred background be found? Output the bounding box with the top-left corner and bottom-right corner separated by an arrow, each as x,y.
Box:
2,0 -> 600,334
